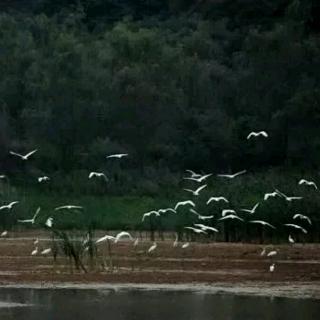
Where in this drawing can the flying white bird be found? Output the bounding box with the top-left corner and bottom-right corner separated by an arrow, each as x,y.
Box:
269,263 -> 275,272
246,131 -> 268,140
190,209 -> 214,220
298,179 -> 317,190
0,175 -> 6,179
148,242 -> 157,253
0,231 -> 8,237
249,220 -> 276,229
9,149 -> 37,160
241,203 -> 260,214
106,154 -> 128,159
219,215 -> 244,222
221,209 -> 236,217
194,224 -> 219,233
181,242 -> 190,249
45,217 -> 53,228
264,192 -> 280,201
41,248 -> 51,255
96,234 -> 115,244
31,247 -> 38,256
184,227 -> 207,234
174,200 -> 195,211
184,184 -> 207,196
0,201 -> 19,211
184,174 -> 212,183
293,214 -> 312,225
288,235 -> 295,244
158,208 -> 176,214
54,205 -> 83,211
275,189 -> 303,202
142,210 -> 160,222
267,250 -> 277,257
88,172 -> 108,181
114,231 -> 133,243
284,224 -> 308,234
207,196 -> 229,205
217,170 -> 247,179
18,207 -> 41,224
185,170 -> 202,178
38,176 -> 50,183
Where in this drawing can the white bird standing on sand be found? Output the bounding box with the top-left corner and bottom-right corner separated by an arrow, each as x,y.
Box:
260,248 -> 266,256
9,149 -> 37,160
217,170 -> 246,179
184,174 -> 212,183
142,210 -> 160,222
184,184 -> 207,196
41,248 -> 51,255
275,189 -> 303,202
0,231 -> 8,237
106,154 -> 128,159
298,179 -> 317,190
293,214 -> 312,225
0,201 -> 19,211
133,238 -> 139,247
221,209 -> 236,217
269,263 -> 275,272
184,227 -> 207,234
194,224 -> 219,233
174,200 -> 195,211
31,247 -> 38,256
148,242 -> 157,253
55,205 -> 83,211
45,217 -> 53,228
207,196 -> 229,204
89,172 -> 108,181
114,231 -> 133,243
289,235 -> 295,244
185,170 -> 202,178
241,203 -> 260,214
18,207 -> 41,224
249,220 -> 276,229
173,234 -> 178,247
267,250 -> 277,257
96,234 -> 115,244
38,176 -> 50,183
190,209 -> 214,220
284,223 -> 308,234
246,131 -> 268,140
263,192 -> 279,201
181,242 -> 190,249
219,215 -> 244,222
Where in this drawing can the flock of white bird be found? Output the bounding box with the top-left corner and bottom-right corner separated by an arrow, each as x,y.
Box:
0,132 -> 317,273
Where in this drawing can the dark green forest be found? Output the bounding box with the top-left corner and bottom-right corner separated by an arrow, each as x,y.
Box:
0,1 -> 320,239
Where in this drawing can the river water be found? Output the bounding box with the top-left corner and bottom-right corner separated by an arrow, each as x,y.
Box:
0,288 -> 318,320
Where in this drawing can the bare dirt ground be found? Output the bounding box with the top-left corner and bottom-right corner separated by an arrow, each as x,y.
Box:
0,231 -> 319,298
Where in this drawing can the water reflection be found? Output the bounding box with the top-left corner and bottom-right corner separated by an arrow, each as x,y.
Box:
0,288 -> 318,320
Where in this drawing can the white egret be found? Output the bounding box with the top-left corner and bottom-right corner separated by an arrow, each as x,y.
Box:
54,205 -> 83,211
89,172 -> 108,181
114,231 -> 133,243
18,207 -> 41,224
263,192 -> 279,201
9,149 -> 37,160
194,224 -> 219,233
275,189 -> 302,202
269,263 -> 275,272
158,208 -> 176,214
173,234 -> 178,247
219,215 -> 244,222
289,235 -> 295,244
0,231 -> 8,237
267,250 -> 277,257
217,170 -> 246,179
241,203 -> 260,214
106,154 -> 128,159
185,170 -> 202,178
31,247 -> 38,256
183,184 -> 207,196
181,242 -> 190,249
0,201 -> 19,211
293,214 -> 312,225
41,248 -> 51,255
142,210 -> 160,222
298,179 -> 317,189
96,235 -> 115,244
45,217 -> 53,228
148,242 -> 157,253
184,174 -> 212,183
221,209 -> 236,217
38,176 -> 50,183
133,238 -> 139,247
207,196 -> 229,204
247,131 -> 268,140
284,223 -> 308,234
249,220 -> 276,229
184,227 -> 207,234
174,200 -> 195,211
190,209 -> 214,220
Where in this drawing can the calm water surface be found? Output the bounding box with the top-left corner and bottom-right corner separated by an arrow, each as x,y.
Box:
0,288 -> 318,320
